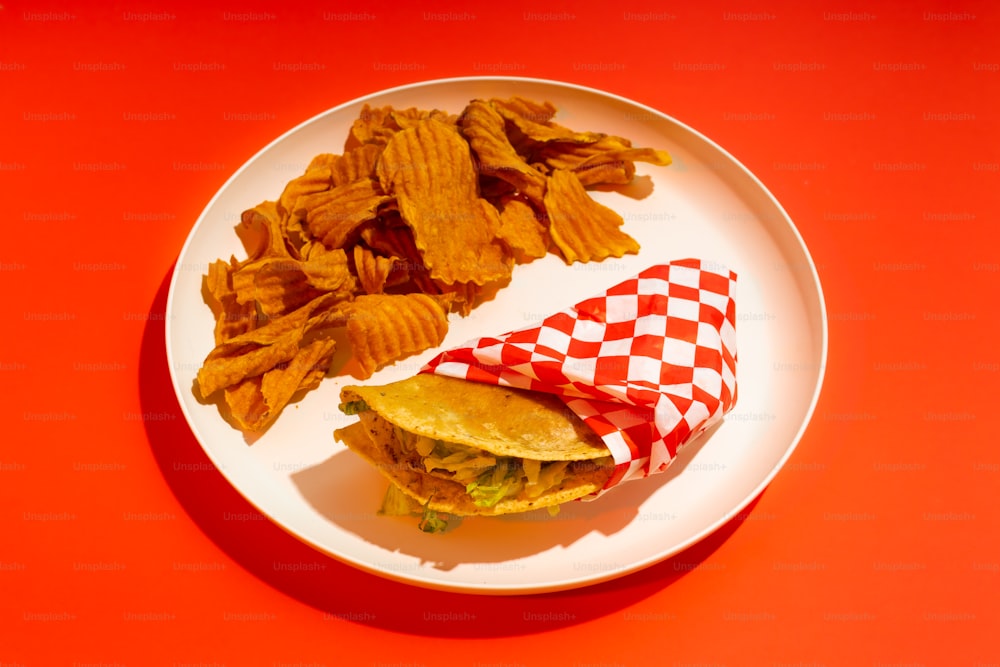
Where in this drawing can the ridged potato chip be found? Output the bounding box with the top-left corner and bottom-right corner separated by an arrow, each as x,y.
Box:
345,104 -> 454,151
222,330 -> 340,433
278,167 -> 333,217
459,99 -> 547,205
352,244 -> 397,295
300,178 -> 391,250
203,258 -> 260,344
301,244 -> 356,293
376,118 -> 514,287
305,153 -> 338,172
539,137 -> 672,187
543,168 -> 640,264
249,251 -> 354,319
389,106 -> 456,131
345,104 -> 397,149
491,96 -> 604,146
236,201 -> 291,260
335,293 -> 449,379
496,197 -> 549,263
196,292 -> 338,398
359,216 -> 435,295
330,144 -> 383,187
251,335 -> 338,431
251,259 -> 327,318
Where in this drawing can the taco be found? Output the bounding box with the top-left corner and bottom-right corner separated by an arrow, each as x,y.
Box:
334,374 -> 614,528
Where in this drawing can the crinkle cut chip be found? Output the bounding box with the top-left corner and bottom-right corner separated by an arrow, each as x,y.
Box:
375,118 -> 513,287
459,99 -> 547,205
335,293 -> 449,379
353,244 -> 398,295
542,169 -> 640,264
203,258 -> 261,344
298,178 -> 392,250
195,293 -> 339,398
496,197 -> 549,263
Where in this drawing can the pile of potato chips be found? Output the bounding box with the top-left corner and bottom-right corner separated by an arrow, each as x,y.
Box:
195,96 -> 671,433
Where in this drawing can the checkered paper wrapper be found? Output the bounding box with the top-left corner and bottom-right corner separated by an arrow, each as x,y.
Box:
420,259 -> 738,497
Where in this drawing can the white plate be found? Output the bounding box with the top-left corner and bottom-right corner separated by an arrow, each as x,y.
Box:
165,76 -> 827,595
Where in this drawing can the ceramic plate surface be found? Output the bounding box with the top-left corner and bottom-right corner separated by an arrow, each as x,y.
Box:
165,77 -> 827,595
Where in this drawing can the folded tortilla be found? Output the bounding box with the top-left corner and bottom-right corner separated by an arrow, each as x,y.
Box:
335,374 -> 613,516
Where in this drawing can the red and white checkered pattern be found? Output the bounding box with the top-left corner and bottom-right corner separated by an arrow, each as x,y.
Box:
420,259 -> 737,495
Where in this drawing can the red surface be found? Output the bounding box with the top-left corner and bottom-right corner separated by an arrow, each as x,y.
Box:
3,0 -> 998,665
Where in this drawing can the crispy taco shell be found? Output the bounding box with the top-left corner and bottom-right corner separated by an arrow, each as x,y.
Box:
335,374 -> 613,516
340,374 -> 608,460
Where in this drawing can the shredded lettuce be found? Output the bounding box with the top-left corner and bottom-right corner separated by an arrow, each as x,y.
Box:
377,485 -> 459,533
378,484 -> 420,516
381,426 -> 596,524
423,449 -> 497,483
418,505 -> 451,533
529,461 -> 570,498
339,399 -> 369,415
466,462 -> 524,508
418,438 -> 579,506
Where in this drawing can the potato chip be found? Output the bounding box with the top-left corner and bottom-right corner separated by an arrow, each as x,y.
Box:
344,105 -> 455,151
496,196 -> 549,263
266,334 -> 338,396
389,106 -> 455,131
543,169 -> 640,264
236,201 -> 291,260
222,377 -> 267,433
198,333 -> 300,400
241,247 -> 354,319
459,99 -> 547,205
298,178 -> 391,250
376,118 -> 513,287
203,258 -> 261,344
344,104 -> 397,150
488,96 -> 558,128
574,159 -> 637,187
538,136 -> 673,187
203,259 -> 233,318
335,293 -> 449,379
352,244 -> 397,295
490,96 -> 604,146
196,293 -> 338,397
232,202 -> 301,303
248,335 -> 338,431
221,327 -> 339,433
580,145 -> 672,171
214,305 -> 342,432
301,244 -> 356,293
306,153 -> 338,172
330,143 -> 383,187
251,259 -> 327,318
430,278 -> 506,318
358,215 -> 434,292
277,167 -> 334,221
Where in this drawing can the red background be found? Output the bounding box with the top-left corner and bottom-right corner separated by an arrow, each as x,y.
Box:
2,0 -> 997,665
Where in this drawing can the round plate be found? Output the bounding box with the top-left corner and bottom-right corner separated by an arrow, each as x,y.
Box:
165,76 -> 827,595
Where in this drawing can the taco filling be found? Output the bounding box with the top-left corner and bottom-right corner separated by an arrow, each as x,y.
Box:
342,399 -> 603,508
334,374 -> 615,523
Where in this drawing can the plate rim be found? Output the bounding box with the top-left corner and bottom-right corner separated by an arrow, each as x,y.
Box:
164,75 -> 829,595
